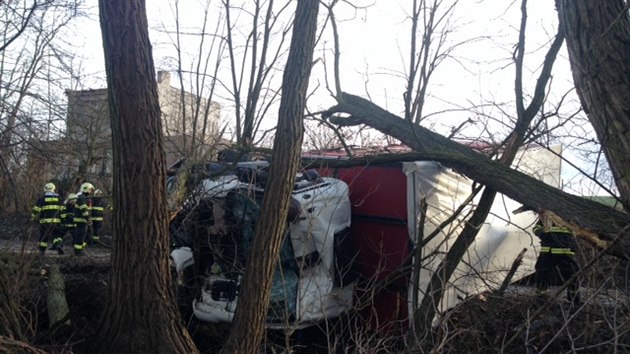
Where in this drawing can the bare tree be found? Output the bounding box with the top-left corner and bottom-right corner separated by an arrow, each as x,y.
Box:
0,0 -> 79,211
155,0 -> 224,162
0,1 -> 38,52
221,0 -> 320,352
223,0 -> 294,148
94,0 -> 197,352
313,1 -> 577,347
404,0 -> 461,124
410,1 -> 565,337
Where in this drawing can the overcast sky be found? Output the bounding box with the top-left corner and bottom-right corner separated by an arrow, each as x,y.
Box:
74,0 -> 572,118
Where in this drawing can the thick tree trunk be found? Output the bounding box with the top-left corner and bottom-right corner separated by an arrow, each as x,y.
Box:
221,1 -> 320,353
94,1 -> 197,353
324,93 -> 630,257
556,0 -> 630,211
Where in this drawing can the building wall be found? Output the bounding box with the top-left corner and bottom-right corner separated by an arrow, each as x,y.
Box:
37,71 -> 224,194
64,71 -> 222,173
157,71 -> 221,147
66,89 -> 111,143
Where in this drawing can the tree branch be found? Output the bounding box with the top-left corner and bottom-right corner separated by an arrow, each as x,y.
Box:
322,92 -> 630,257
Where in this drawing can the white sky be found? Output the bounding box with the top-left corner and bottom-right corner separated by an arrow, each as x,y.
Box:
74,0 -> 572,115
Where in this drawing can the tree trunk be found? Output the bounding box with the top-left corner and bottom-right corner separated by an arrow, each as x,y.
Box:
221,1 -> 319,353
556,0 -> 630,211
46,264 -> 70,329
324,93 -> 630,257
94,1 -> 198,353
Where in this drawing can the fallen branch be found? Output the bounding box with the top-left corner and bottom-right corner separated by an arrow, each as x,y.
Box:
0,335 -> 49,354
46,264 -> 71,330
322,92 -> 630,258
496,248 -> 527,296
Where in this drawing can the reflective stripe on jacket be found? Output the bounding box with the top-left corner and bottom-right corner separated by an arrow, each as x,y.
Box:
31,193 -> 62,224
91,197 -> 106,222
533,219 -> 578,256
74,195 -> 92,224
61,204 -> 77,228
539,246 -> 575,255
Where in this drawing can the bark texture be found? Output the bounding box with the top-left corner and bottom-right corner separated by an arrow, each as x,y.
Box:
95,1 -> 197,353
46,264 -> 70,328
221,1 -> 320,352
324,93 -> 630,257
556,0 -> 630,211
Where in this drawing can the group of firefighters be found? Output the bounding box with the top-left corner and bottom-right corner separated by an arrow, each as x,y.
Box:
31,181 -> 108,257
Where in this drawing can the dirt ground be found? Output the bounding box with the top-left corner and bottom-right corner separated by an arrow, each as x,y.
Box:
2,214 -> 630,353
0,215 -> 293,353
0,215 -> 110,353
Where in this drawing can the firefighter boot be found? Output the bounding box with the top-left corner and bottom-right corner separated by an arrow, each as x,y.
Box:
91,235 -> 101,247
52,238 -> 64,255
38,242 -> 47,255
74,244 -> 86,257
52,244 -> 64,255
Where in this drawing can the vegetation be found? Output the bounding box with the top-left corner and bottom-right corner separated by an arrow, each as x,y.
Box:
0,0 -> 629,353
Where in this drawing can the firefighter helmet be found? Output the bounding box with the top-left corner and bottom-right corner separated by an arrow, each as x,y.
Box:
80,182 -> 95,194
94,189 -> 103,197
67,193 -> 78,201
44,182 -> 56,193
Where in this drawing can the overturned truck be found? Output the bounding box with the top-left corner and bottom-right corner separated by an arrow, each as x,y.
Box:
169,161 -> 356,329
169,145 -> 562,331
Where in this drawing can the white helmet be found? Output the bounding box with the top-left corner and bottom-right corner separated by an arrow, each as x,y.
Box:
80,182 -> 95,194
94,189 -> 103,197
67,193 -> 78,201
44,182 -> 56,193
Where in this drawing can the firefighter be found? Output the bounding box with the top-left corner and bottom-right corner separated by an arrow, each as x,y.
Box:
59,193 -> 78,254
89,189 -> 106,246
533,212 -> 581,304
31,182 -> 63,255
73,182 -> 94,256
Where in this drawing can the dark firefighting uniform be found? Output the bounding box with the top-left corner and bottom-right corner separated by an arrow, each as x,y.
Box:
59,199 -> 77,252
31,192 -> 63,253
73,193 -> 92,255
88,196 -> 106,244
533,219 -> 580,302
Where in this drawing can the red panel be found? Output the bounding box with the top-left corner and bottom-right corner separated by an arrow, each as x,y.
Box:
336,165 -> 408,220
350,219 -> 411,333
318,163 -> 412,333
350,219 -> 410,283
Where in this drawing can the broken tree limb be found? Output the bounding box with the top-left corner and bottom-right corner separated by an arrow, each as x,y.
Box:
322,92 -> 630,258
496,248 -> 527,296
46,264 -> 70,329
542,210 -> 610,249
